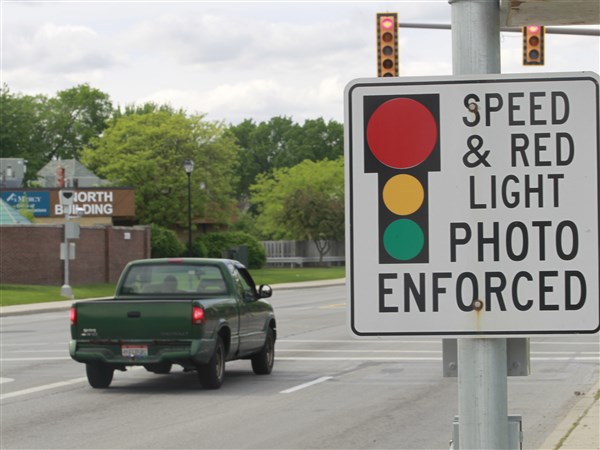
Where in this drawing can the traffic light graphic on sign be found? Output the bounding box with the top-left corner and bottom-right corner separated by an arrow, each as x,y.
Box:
364,95 -> 440,263
522,25 -> 545,66
376,13 -> 398,77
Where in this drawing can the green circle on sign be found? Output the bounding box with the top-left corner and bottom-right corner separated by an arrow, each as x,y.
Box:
383,219 -> 425,261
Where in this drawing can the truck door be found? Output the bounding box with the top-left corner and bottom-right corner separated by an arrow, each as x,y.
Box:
232,267 -> 265,353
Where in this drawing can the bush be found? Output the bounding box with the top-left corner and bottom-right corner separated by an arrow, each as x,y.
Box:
150,224 -> 185,258
195,231 -> 266,269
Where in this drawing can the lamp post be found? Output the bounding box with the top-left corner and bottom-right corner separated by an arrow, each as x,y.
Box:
183,160 -> 194,257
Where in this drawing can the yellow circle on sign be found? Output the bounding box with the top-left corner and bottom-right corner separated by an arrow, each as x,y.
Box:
383,174 -> 424,215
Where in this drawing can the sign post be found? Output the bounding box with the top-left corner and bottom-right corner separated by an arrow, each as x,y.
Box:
451,2 -> 507,448
59,189 -> 75,299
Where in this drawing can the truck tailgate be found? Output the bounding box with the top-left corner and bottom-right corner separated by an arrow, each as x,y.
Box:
74,300 -> 196,341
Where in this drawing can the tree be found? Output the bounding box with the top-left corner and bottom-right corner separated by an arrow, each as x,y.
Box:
1,84 -> 113,183
44,84 -> 113,160
229,116 -> 343,199
81,110 -> 240,228
0,85 -> 49,182
250,158 -> 344,262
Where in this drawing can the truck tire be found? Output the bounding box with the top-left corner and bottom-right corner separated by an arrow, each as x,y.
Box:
198,336 -> 225,389
85,363 -> 114,388
251,328 -> 275,375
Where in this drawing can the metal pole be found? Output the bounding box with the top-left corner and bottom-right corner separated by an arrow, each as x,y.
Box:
187,172 -> 193,257
398,22 -> 600,36
61,215 -> 73,299
449,1 -> 509,449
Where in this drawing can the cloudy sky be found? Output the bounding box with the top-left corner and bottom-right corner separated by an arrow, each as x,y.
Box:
2,1 -> 599,125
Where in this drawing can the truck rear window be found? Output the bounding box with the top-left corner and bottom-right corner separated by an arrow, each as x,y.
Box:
119,264 -> 228,296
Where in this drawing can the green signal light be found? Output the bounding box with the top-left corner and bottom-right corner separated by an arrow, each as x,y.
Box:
383,219 -> 424,261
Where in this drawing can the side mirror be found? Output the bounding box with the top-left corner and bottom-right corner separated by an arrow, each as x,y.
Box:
258,285 -> 272,299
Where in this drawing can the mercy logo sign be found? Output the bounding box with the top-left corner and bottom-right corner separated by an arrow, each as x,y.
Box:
1,191 -> 50,216
345,73 -> 600,337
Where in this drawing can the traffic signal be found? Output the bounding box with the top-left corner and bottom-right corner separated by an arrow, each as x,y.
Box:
364,95 -> 440,263
376,13 -> 398,77
523,25 -> 545,66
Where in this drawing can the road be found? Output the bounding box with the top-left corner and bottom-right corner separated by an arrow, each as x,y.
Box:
1,285 -> 598,449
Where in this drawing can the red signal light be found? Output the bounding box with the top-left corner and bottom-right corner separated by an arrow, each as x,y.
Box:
381,17 -> 394,30
376,13 -> 398,77
523,25 -> 545,66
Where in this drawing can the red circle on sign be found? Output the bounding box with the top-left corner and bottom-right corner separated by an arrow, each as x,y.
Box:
366,98 -> 438,169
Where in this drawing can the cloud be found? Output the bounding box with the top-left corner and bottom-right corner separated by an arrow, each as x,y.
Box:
125,11 -> 368,69
6,23 -> 125,72
133,74 -> 347,124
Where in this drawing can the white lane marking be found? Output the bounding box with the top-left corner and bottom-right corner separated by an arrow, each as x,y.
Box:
0,378 -> 15,384
278,357 -> 442,361
1,357 -> 72,361
276,356 -> 599,362
278,339 -> 600,346
3,350 -> 68,353
279,349 -> 442,354
277,349 -> 599,355
280,376 -> 333,394
280,339 -> 442,344
0,377 -> 87,401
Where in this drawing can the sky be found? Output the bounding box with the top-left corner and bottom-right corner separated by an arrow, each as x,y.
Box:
2,1 -> 599,125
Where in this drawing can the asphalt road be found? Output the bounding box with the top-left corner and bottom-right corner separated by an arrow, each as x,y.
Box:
1,285 -> 599,449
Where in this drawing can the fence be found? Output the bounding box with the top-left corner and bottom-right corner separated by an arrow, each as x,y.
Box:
262,240 -> 345,267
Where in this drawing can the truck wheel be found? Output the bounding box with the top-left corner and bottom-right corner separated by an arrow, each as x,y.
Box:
198,336 -> 225,389
251,328 -> 275,375
85,363 -> 114,388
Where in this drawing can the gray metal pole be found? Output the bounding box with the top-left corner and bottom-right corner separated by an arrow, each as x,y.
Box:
449,1 -> 509,449
61,216 -> 73,299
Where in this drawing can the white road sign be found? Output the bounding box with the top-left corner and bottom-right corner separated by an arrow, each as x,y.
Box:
345,72 -> 600,337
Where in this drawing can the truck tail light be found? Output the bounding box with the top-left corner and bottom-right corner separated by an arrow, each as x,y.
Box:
70,307 -> 77,325
192,306 -> 205,325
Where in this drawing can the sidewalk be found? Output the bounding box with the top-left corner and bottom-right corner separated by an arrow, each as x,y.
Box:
537,380 -> 599,450
1,277 -> 597,450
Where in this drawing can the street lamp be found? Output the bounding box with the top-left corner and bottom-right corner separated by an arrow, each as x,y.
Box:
183,160 -> 194,257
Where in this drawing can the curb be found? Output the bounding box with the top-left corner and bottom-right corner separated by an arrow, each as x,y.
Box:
537,380 -> 600,450
0,279 -> 346,317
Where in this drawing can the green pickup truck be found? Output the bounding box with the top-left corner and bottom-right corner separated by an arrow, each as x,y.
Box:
69,258 -> 276,390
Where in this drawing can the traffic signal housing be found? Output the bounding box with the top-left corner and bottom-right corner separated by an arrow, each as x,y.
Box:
364,95 -> 441,263
523,25 -> 545,66
376,13 -> 398,77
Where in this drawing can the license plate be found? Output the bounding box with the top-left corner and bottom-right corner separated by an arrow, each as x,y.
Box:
121,345 -> 148,358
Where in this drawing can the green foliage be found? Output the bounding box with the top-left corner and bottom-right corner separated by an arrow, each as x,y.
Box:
250,158 -> 345,243
195,231 -> 266,269
0,85 -> 49,183
45,84 -> 113,160
191,239 -> 208,258
16,194 -> 35,222
1,83 -> 113,183
81,110 -> 240,228
150,224 -> 186,258
229,116 -> 343,198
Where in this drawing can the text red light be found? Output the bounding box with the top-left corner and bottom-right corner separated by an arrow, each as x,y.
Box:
70,307 -> 77,325
192,306 -> 205,325
527,25 -> 540,34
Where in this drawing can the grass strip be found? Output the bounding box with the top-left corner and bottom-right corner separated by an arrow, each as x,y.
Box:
1,266 -> 345,307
